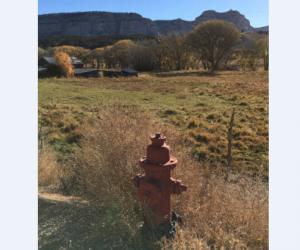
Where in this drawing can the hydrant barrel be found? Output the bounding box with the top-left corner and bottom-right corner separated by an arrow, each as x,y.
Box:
133,133 -> 187,229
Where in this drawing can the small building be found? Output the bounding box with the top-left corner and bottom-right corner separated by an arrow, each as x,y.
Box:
74,68 -> 100,78
70,56 -> 84,68
121,68 -> 138,77
102,68 -> 138,77
38,56 -> 84,68
38,57 -> 57,67
38,56 -> 99,78
102,70 -> 123,77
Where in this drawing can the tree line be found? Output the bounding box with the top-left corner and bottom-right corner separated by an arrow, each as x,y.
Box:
39,20 -> 269,75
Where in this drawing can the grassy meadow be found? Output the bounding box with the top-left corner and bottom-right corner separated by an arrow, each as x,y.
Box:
39,71 -> 268,177
38,71 -> 268,249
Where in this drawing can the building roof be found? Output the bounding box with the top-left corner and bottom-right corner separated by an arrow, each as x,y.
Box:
42,56 -> 57,65
121,68 -> 138,73
38,67 -> 47,72
40,56 -> 83,65
74,68 -> 98,74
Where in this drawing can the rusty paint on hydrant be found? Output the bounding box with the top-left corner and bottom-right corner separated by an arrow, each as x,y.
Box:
133,133 -> 187,231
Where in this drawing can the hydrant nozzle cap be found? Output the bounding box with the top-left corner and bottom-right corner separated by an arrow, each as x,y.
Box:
150,133 -> 166,147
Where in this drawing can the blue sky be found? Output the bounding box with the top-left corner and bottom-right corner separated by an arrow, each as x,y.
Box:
39,0 -> 268,28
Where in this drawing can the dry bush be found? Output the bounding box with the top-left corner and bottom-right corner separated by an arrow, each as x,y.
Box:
74,105 -> 152,200
59,104 -> 268,249
61,104 -> 167,248
38,148 -> 60,188
54,51 -> 74,78
39,147 -> 74,194
166,169 -> 268,249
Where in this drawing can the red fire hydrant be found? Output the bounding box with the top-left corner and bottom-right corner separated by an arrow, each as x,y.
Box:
133,133 -> 187,232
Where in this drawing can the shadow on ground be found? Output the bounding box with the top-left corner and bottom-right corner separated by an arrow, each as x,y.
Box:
152,70 -> 216,77
38,193 -> 161,250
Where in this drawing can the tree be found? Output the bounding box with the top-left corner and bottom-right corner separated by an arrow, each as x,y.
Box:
110,40 -> 137,68
237,33 -> 269,71
158,34 -> 191,70
54,51 -> 74,77
102,45 -> 115,69
85,48 -> 105,68
238,49 -> 259,71
101,40 -> 137,69
51,45 -> 89,59
128,40 -> 160,71
187,20 -> 240,72
257,37 -> 269,71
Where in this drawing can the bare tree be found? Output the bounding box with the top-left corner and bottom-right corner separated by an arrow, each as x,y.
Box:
85,48 -> 105,68
159,34 -> 191,70
109,40 -> 137,68
187,20 -> 240,73
257,37 -> 269,71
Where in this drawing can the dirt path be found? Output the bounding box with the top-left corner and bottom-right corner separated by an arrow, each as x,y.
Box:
39,192 -> 89,205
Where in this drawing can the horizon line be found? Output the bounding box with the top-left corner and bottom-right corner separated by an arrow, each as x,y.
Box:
38,9 -> 269,28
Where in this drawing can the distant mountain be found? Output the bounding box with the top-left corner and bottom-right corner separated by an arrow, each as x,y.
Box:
38,10 -> 268,39
254,26 -> 269,33
195,10 -> 254,32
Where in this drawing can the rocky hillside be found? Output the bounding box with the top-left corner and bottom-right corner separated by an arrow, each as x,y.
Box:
254,26 -> 269,33
39,10 -> 267,38
195,10 -> 253,32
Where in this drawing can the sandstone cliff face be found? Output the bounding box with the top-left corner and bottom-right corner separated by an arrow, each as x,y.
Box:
39,10 -> 266,38
153,19 -> 194,34
39,12 -> 157,38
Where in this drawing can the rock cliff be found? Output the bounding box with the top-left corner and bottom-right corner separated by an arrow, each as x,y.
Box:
39,10 -> 267,38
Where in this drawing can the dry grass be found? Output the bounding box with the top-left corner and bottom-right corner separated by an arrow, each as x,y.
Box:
39,105 -> 268,249
168,170 -> 268,249
38,148 -> 60,188
73,104 -> 153,200
39,71 -> 268,178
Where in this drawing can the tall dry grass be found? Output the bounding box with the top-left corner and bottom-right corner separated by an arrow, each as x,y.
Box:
41,104 -> 268,249
38,148 -> 60,188
167,167 -> 268,249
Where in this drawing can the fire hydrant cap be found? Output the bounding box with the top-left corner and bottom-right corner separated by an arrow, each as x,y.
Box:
150,133 -> 166,147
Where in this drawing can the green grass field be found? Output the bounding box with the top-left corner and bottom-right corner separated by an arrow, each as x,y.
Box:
39,71 -> 268,178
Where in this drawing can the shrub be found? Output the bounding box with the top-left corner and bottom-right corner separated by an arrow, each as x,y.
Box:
73,105 -> 152,200
38,147 -> 60,188
164,170 -> 268,249
54,51 -> 74,77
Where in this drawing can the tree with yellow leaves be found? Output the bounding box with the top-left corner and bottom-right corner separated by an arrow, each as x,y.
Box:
54,51 -> 74,77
